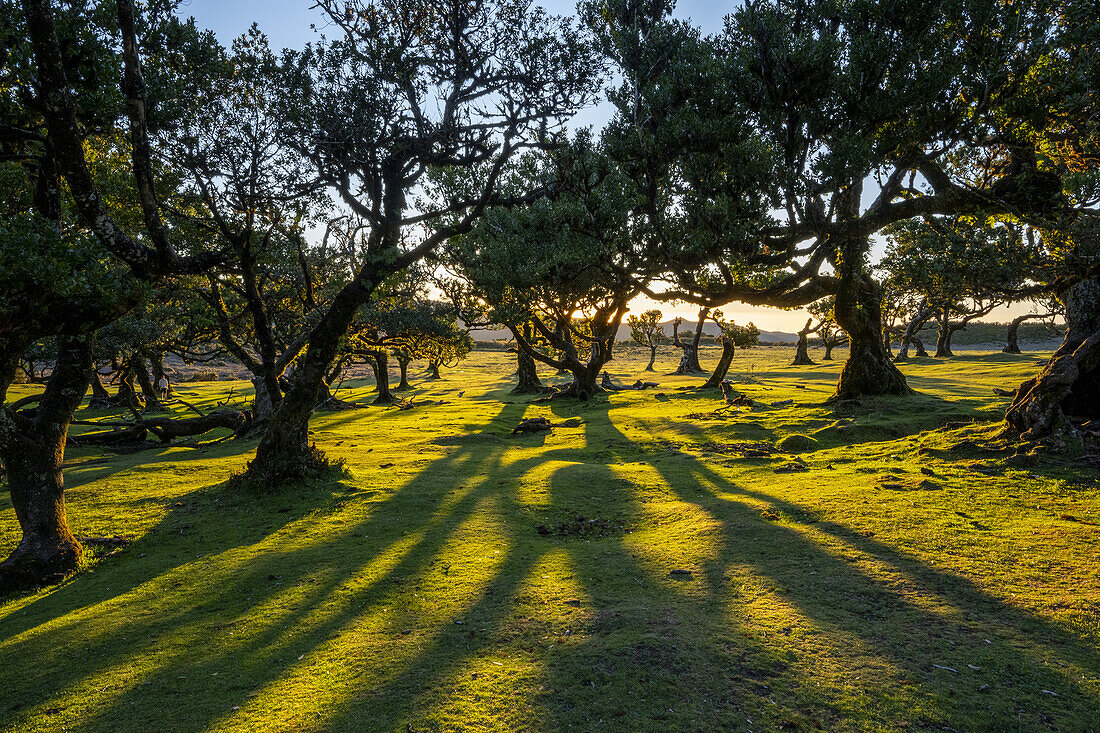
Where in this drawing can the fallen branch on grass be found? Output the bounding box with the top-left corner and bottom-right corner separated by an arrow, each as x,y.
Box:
70,410 -> 249,449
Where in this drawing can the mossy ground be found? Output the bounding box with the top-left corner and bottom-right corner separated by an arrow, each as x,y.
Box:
1,345 -> 1097,732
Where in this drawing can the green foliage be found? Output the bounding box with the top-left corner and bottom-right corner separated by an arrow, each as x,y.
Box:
883,217 -> 1039,310
627,309 -> 665,348
711,310 -> 761,350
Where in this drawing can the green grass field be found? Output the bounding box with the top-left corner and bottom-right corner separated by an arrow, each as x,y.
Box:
1,345 -> 1098,732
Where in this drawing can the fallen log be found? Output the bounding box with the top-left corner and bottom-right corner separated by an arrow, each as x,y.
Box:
70,410 -> 248,448
600,373 -> 660,391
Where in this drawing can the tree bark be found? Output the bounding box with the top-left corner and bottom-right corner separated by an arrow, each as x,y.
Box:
371,351 -> 395,405
832,240 -> 910,400
115,363 -> 141,411
1004,277 -> 1100,441
935,309 -> 954,357
1003,313 -> 1048,354
131,355 -> 165,411
703,338 -> 735,388
427,361 -> 442,379
894,302 -> 931,361
645,344 -> 657,371
510,324 -> 545,394
560,361 -> 602,399
673,310 -> 708,375
149,352 -> 167,386
245,282 -> 368,484
0,336 -> 91,591
394,354 -> 411,391
251,376 -> 277,423
89,368 -> 115,408
792,318 -> 816,365
72,410 -> 248,447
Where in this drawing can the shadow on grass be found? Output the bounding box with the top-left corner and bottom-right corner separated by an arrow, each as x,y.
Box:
0,393 -> 1095,731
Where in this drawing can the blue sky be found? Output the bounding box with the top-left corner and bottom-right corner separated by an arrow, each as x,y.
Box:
176,0 -> 732,51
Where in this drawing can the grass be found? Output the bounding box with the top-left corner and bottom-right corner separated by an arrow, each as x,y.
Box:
1,344 -> 1097,732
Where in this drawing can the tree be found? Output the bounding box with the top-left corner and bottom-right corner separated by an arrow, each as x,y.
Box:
348,296 -> 472,399
883,217 -> 1037,357
702,313 -> 759,388
791,319 -> 821,366
1003,299 -> 1063,354
890,297 -> 933,361
807,297 -> 847,361
588,0 -> 1075,403
627,309 -> 664,371
1005,219 -> 1100,440
423,326 -> 473,380
240,0 -> 599,483
448,141 -> 648,399
671,309 -> 709,375
161,27 -> 324,423
6,0 -> 221,587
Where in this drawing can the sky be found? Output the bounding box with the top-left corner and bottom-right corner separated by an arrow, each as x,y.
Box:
173,0 -> 1034,333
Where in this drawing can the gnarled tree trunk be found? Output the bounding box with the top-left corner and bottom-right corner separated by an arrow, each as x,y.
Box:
822,335 -> 847,361
510,324 -> 544,394
131,355 -> 165,411
673,310 -> 708,375
645,343 -> 657,371
703,337 -> 736,388
251,376 -> 277,423
371,350 -> 395,405
394,354 -> 411,391
894,302 -> 931,362
832,241 -> 909,401
427,361 -> 442,379
1004,277 -> 1100,441
245,283 -> 366,484
0,336 -> 91,591
115,363 -> 142,412
149,352 -> 167,389
934,309 -> 956,358
89,368 -> 115,408
792,318 -> 816,365
1003,313 -> 1049,354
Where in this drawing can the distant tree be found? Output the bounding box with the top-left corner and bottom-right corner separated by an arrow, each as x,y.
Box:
890,297 -> 934,362
423,327 -> 474,381
628,309 -> 665,371
791,319 -> 821,366
391,303 -> 472,391
447,140 -> 652,399
804,298 -> 846,362
671,309 -> 709,375
883,217 -> 1038,357
1003,298 -> 1064,354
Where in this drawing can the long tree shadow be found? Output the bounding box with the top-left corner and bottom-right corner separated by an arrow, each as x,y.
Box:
578,402 -> 1099,729
308,399 -> 828,731
2,391 -> 1095,731
0,400 -> 532,731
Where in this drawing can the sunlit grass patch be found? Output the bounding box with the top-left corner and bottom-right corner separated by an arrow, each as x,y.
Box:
1,345 -> 1097,731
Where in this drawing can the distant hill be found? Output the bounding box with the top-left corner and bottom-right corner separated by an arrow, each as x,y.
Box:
468,319 -> 798,344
